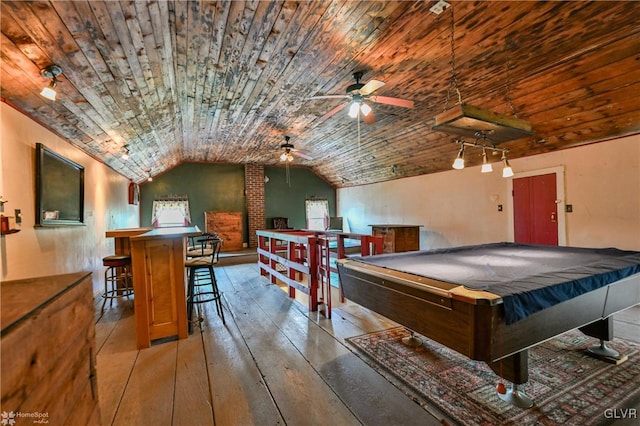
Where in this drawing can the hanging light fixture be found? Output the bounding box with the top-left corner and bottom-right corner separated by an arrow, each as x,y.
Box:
452,145 -> 465,169
121,145 -> 130,160
481,147 -> 493,173
39,65 -> 63,101
501,152 -> 514,178
452,139 -> 514,178
432,6 -> 533,143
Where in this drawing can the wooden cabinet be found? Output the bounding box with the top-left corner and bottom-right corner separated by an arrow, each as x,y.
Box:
129,227 -> 200,349
370,225 -> 422,253
205,211 -> 244,251
1,272 -> 101,425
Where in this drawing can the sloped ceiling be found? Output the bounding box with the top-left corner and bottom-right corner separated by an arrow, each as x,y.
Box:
1,1 -> 639,187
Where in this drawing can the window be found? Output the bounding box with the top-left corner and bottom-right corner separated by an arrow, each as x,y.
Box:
152,198 -> 191,227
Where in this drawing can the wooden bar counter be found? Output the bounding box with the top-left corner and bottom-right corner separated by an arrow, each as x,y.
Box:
105,227 -> 153,255
107,226 -> 201,349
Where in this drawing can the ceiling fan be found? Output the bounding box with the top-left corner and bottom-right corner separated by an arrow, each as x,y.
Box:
310,71 -> 415,124
279,136 -> 313,162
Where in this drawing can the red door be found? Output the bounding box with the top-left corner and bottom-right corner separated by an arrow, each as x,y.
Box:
513,173 -> 558,245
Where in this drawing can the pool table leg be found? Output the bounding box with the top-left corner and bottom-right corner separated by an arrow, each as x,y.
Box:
488,350 -> 534,408
488,349 -> 528,384
579,316 -> 614,341
579,317 -> 628,364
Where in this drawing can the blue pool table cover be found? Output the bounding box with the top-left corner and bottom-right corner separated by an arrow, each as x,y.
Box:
350,243 -> 640,324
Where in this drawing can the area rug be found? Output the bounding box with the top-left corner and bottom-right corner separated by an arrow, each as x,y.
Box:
347,327 -> 640,425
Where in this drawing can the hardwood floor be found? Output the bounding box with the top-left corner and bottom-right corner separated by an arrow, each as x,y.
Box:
94,263 -> 640,426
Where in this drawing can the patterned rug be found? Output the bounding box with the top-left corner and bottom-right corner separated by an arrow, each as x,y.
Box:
347,327 -> 640,425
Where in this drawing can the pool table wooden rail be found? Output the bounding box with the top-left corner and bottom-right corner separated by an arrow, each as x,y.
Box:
338,259 -> 502,304
337,258 -> 640,385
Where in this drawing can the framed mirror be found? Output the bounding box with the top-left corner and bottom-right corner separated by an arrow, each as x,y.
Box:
35,143 -> 85,226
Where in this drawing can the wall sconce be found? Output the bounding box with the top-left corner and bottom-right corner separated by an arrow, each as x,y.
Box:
452,139 -> 514,178
40,65 -> 63,101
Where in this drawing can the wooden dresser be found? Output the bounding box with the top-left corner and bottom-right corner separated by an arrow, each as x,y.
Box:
370,224 -> 422,253
205,211 -> 244,251
1,272 -> 101,424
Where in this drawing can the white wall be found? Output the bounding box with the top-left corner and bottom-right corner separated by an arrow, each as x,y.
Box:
338,134 -> 639,251
0,102 -> 139,294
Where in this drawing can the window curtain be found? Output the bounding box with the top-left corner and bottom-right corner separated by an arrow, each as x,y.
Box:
151,198 -> 191,227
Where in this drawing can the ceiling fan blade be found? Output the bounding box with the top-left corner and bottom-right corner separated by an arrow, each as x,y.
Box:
363,110 -> 376,124
309,95 -> 350,100
371,95 -> 414,108
294,150 -> 314,161
319,102 -> 348,121
360,79 -> 385,96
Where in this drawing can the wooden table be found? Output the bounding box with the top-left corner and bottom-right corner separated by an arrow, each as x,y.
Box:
106,226 -> 202,349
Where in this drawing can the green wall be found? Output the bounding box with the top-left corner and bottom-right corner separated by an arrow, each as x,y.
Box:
264,166 -> 336,229
139,163 -> 336,242
140,163 -> 246,236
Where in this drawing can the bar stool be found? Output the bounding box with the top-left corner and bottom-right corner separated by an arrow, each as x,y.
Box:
186,232 -> 220,258
101,254 -> 133,312
185,237 -> 225,332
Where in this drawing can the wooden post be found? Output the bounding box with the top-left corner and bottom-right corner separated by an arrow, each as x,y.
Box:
307,236 -> 318,312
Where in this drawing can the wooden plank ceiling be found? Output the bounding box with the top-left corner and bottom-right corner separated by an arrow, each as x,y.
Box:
1,1 -> 639,187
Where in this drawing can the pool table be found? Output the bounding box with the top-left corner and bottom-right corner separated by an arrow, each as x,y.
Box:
337,243 -> 640,407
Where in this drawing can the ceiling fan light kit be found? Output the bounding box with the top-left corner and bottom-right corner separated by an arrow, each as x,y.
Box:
311,71 -> 414,125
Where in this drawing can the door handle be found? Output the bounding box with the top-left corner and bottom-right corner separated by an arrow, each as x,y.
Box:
551,212 -> 557,223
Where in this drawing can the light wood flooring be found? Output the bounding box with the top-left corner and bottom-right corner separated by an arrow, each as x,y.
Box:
94,262 -> 640,426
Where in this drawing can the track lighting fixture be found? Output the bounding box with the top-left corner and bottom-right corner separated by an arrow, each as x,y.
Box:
481,147 -> 493,173
452,146 -> 465,169
501,152 -> 514,178
452,140 -> 514,178
39,65 -> 63,101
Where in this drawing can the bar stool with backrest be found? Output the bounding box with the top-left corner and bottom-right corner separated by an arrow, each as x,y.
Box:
101,254 -> 133,312
186,232 -> 220,258
185,236 -> 225,332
